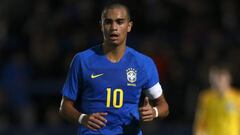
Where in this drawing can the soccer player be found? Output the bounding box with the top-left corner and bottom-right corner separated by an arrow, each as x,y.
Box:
193,64 -> 240,135
59,2 -> 169,135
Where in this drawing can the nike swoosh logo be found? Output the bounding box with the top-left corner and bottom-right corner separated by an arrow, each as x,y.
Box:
91,73 -> 104,79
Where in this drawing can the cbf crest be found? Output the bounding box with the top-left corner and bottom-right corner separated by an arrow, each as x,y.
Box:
126,68 -> 137,86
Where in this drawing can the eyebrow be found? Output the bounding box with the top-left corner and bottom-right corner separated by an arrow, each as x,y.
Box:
104,18 -> 127,21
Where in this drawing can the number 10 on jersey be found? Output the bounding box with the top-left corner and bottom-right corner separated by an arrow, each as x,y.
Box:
106,88 -> 123,108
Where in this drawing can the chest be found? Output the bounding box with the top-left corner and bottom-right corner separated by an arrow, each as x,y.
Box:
207,96 -> 239,114
80,59 -> 147,105
83,65 -> 145,91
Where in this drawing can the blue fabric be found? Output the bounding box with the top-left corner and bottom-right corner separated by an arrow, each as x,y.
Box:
62,45 -> 159,135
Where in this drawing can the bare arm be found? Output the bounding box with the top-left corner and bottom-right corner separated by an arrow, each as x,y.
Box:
59,96 -> 81,123
152,94 -> 169,118
59,96 -> 108,131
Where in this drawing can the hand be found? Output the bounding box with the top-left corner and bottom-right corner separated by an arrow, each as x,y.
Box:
82,112 -> 108,131
139,97 -> 156,122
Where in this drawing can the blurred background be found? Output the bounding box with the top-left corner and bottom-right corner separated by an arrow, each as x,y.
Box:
0,0 -> 240,134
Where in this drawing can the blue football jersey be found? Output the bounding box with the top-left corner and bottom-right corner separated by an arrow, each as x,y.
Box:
62,45 -> 159,135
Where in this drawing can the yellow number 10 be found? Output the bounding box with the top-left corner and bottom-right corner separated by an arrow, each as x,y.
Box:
106,88 -> 123,108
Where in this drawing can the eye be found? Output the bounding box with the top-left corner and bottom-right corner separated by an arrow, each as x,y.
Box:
104,19 -> 112,25
116,20 -> 125,25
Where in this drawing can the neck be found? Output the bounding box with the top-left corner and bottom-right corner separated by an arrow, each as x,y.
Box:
102,42 -> 126,63
213,85 -> 231,96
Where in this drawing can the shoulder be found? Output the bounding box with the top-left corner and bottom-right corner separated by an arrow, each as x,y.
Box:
198,89 -> 215,101
230,88 -> 240,97
73,45 -> 99,60
231,87 -> 240,93
127,47 -> 155,65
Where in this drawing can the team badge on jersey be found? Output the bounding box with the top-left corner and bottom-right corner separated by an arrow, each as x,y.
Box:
126,68 -> 137,86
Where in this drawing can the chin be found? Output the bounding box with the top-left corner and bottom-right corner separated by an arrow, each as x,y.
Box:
105,39 -> 124,46
109,41 -> 121,46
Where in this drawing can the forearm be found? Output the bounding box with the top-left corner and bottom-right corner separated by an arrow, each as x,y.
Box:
59,97 -> 81,123
143,82 -> 169,118
59,97 -> 108,131
153,95 -> 169,118
155,102 -> 169,118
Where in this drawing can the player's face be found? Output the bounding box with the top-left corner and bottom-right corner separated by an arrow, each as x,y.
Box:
101,7 -> 132,46
209,69 -> 231,91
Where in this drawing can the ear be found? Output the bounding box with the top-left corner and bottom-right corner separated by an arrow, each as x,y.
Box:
127,21 -> 133,32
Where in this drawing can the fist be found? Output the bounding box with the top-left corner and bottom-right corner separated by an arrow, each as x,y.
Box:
139,97 -> 156,122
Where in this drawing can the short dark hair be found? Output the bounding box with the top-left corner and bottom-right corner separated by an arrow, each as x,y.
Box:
101,2 -> 131,21
209,62 -> 232,76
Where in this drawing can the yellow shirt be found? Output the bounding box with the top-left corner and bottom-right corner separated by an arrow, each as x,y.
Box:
194,88 -> 240,135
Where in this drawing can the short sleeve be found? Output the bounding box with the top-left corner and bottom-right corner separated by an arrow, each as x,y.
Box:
142,58 -> 159,90
61,54 -> 82,101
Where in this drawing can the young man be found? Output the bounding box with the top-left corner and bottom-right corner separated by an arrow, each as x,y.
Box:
194,64 -> 240,135
59,3 -> 169,135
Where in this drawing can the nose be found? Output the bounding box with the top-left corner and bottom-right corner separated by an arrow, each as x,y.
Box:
110,22 -> 117,31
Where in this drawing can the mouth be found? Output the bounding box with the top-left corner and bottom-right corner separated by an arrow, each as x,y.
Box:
109,33 -> 119,40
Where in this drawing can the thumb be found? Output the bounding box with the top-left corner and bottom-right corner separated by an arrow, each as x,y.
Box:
143,97 -> 150,107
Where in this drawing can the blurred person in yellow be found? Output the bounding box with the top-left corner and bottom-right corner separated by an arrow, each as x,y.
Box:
193,64 -> 240,135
